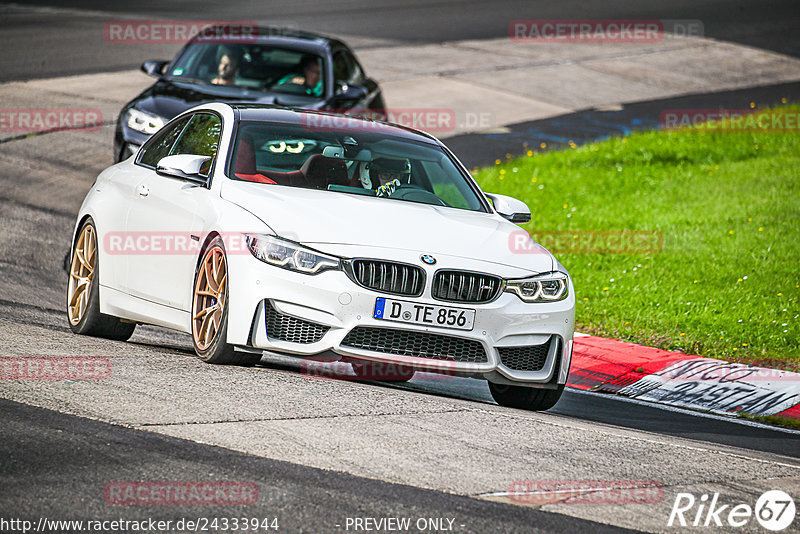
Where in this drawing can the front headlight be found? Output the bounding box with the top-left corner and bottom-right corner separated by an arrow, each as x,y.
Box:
506,271 -> 569,302
126,108 -> 165,135
244,234 -> 340,275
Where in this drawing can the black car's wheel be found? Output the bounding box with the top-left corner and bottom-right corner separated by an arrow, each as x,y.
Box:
351,361 -> 415,382
489,382 -> 565,411
67,219 -> 136,340
191,237 -> 261,366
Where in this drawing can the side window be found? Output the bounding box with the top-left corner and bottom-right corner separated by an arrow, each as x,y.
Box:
344,51 -> 364,84
332,52 -> 350,83
170,113 -> 221,158
137,116 -> 190,168
169,113 -> 222,177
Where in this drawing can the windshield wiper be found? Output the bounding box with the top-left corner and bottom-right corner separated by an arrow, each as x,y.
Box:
166,76 -> 208,85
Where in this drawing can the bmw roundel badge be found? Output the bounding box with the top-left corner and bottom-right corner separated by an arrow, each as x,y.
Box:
420,254 -> 437,265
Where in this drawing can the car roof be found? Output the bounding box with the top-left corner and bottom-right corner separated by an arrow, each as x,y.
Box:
187,25 -> 343,53
230,105 -> 441,144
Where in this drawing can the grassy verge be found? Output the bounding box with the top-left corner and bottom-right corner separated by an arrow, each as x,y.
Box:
740,413 -> 800,431
473,106 -> 799,370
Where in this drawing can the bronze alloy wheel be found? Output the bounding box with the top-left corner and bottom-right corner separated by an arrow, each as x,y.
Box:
190,239 -> 261,366
66,219 -> 136,340
192,245 -> 228,351
67,223 -> 96,325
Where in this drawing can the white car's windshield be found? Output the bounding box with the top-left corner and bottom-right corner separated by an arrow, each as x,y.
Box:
228,121 -> 486,211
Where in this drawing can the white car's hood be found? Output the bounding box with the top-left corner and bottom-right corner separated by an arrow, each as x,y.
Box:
221,181 -> 554,274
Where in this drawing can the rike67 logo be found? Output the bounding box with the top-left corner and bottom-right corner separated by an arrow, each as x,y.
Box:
668,490 -> 795,531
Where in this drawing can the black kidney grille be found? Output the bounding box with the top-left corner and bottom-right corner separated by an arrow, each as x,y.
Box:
265,301 -> 329,344
341,326 -> 487,363
351,260 -> 424,296
432,270 -> 503,303
497,338 -> 553,371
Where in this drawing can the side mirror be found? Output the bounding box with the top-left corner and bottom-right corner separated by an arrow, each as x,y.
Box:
485,193 -> 531,224
141,60 -> 169,78
334,82 -> 368,105
156,155 -> 212,185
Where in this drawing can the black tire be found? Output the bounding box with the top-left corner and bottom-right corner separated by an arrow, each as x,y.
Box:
351,361 -> 415,382
191,237 -> 261,366
488,382 -> 565,411
67,219 -> 136,341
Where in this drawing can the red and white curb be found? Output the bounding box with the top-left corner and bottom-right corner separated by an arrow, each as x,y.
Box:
568,334 -> 800,420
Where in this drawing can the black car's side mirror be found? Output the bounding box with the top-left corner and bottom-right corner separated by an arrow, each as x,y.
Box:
334,82 -> 368,105
141,60 -> 169,78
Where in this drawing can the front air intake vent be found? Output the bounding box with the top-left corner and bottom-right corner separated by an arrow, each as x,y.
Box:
497,337 -> 556,371
341,326 -> 488,363
265,301 -> 329,344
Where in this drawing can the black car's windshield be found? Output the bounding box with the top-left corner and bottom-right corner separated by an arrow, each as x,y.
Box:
167,43 -> 325,97
229,120 -> 486,211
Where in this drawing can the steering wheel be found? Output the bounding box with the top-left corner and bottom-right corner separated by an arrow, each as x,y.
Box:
388,184 -> 447,206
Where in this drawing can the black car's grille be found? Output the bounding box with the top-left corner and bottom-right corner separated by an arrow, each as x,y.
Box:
349,260 -> 425,296
432,270 -> 504,303
265,301 -> 329,344
341,326 -> 487,363
497,338 -> 555,371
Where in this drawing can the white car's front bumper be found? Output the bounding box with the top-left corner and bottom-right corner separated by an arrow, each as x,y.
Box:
226,253 -> 575,387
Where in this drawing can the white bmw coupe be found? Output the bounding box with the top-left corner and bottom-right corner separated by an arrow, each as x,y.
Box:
67,102 -> 575,410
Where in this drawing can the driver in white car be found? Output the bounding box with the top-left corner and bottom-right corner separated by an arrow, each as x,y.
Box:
358,157 -> 412,196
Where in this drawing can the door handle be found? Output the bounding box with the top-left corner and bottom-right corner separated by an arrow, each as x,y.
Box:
136,184 -> 150,197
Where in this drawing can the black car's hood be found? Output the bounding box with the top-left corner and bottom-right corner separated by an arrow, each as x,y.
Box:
132,79 -> 325,120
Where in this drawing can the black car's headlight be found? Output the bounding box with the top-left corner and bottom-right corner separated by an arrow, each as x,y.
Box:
126,108 -> 166,135
506,271 -> 569,302
244,234 -> 340,275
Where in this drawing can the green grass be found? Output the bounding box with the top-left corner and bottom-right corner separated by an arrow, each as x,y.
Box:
473,106 -> 800,370
740,413 -> 800,431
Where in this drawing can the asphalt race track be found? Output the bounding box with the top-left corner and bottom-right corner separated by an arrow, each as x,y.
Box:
2,0 -> 799,80
2,399 -> 636,533
1,1 -> 799,532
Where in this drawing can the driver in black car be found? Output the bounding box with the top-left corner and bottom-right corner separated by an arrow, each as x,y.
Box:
211,47 -> 241,86
361,157 -> 412,196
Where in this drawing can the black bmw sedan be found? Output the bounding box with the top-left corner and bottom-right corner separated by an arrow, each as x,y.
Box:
114,26 -> 385,162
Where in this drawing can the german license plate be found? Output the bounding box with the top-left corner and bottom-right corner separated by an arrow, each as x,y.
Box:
373,297 -> 475,331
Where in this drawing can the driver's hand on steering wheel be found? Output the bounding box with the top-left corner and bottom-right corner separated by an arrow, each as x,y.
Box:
376,179 -> 401,197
